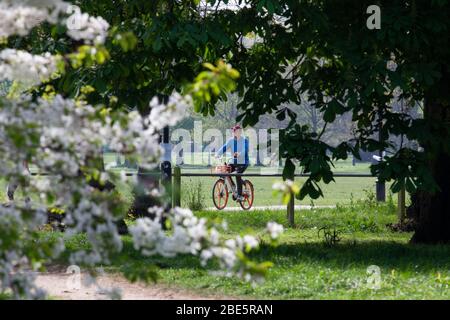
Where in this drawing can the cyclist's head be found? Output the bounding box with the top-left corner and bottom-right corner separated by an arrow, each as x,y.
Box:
231,124 -> 242,138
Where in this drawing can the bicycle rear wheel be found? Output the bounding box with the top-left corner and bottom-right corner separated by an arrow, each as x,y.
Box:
212,178 -> 228,210
239,180 -> 254,210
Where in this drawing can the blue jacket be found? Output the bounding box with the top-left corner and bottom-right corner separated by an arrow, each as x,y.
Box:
216,137 -> 249,165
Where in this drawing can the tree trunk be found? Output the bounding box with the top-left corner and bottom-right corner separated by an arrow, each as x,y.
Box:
410,153 -> 450,243
410,98 -> 450,244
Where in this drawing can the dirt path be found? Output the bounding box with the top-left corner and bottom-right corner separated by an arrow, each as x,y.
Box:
35,267 -> 231,300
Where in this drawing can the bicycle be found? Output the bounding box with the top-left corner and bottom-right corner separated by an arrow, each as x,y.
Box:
212,157 -> 254,210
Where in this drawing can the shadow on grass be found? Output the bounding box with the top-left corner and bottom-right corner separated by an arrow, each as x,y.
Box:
109,236 -> 450,276
255,240 -> 450,272
55,229 -> 450,278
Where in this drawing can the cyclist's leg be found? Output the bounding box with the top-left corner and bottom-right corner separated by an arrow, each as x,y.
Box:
226,176 -> 234,192
235,165 -> 248,196
228,164 -> 236,186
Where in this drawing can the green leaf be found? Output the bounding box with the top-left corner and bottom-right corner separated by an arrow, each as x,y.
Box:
282,158 -> 295,180
153,37 -> 162,52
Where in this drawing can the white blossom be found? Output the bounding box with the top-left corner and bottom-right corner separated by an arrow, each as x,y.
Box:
386,53 -> 398,72
65,5 -> 109,44
387,60 -> 398,72
0,91 -> 189,297
0,1 -> 109,44
0,1 -> 269,299
0,0 -> 67,38
243,235 -> 259,249
266,222 -> 284,240
272,179 -> 294,192
130,207 -> 267,281
0,49 -> 59,86
149,93 -> 192,130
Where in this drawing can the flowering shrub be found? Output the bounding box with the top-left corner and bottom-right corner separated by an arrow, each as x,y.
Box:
0,49 -> 58,87
0,1 -> 283,299
266,221 -> 284,240
130,207 -> 282,282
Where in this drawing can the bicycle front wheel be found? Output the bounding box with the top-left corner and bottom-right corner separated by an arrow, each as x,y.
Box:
239,180 -> 254,210
212,178 -> 228,210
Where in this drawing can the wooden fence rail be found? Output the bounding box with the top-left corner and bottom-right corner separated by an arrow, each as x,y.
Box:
172,167 -> 406,226
28,168 -> 406,226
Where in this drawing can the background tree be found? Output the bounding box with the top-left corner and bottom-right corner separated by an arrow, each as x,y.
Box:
230,0 -> 450,243
24,1 -> 449,243
0,1 -> 284,298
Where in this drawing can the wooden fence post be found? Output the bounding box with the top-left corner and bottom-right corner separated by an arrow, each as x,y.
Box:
376,177 -> 386,202
287,190 -> 295,227
397,187 -> 406,223
173,166 -> 181,207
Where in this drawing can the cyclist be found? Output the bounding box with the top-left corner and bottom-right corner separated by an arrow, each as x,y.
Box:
216,124 -> 249,202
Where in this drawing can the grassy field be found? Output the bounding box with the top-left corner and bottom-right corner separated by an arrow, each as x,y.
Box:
0,166 -> 382,209
104,153 -> 400,208
51,197 -> 450,300
177,165 -> 399,208
180,175 -> 390,208
1,155 -> 399,208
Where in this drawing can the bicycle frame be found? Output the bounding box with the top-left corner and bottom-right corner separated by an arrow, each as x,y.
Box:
223,175 -> 237,197
213,158 -> 254,210
216,156 -> 236,195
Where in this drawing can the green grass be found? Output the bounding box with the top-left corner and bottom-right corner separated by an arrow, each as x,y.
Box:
0,293 -> 12,300
104,153 -> 388,207
180,175 -> 391,207
1,155 -> 401,208
49,199 -> 450,300
174,158 -> 394,208
175,158 -> 400,208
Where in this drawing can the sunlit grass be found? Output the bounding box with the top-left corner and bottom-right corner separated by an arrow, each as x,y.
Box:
50,200 -> 450,300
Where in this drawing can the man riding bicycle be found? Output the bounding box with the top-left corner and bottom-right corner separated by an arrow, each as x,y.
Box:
216,124 -> 249,202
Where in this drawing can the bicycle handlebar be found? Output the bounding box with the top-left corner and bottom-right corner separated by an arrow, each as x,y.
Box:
215,155 -> 234,165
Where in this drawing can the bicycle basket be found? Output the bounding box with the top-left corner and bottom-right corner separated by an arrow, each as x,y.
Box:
214,165 -> 231,173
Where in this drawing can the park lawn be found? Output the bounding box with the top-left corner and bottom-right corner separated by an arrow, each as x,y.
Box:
0,173 -> 395,208
53,200 -> 450,300
1,155 -> 397,207
180,175 -> 392,207
104,153 -> 387,207
105,153 -> 400,209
